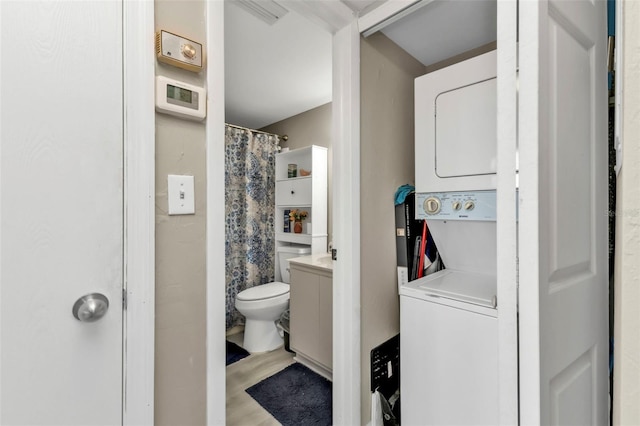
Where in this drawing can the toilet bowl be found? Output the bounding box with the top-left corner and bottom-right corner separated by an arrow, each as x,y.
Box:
235,244 -> 311,353
236,282 -> 290,353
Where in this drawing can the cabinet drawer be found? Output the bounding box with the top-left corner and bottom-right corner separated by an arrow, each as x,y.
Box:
276,178 -> 312,206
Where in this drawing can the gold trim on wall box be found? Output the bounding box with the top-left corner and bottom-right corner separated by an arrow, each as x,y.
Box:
155,30 -> 204,73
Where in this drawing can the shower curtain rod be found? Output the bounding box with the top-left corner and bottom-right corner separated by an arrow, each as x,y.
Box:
224,123 -> 289,141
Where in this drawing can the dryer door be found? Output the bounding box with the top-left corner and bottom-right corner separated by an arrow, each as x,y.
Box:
435,77 -> 497,178
415,50 -> 498,192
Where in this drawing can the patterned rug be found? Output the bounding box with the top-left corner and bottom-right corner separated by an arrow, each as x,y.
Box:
246,363 -> 332,426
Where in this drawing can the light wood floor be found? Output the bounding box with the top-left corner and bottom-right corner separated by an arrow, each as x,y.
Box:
226,335 -> 296,426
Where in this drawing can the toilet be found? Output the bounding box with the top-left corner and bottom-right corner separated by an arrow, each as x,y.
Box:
235,245 -> 311,353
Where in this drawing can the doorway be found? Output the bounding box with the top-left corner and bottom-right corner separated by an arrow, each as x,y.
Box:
222,2 -> 333,423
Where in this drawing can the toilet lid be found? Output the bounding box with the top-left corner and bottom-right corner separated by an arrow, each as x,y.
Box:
237,282 -> 289,301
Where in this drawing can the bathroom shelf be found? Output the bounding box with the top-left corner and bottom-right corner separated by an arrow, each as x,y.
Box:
274,145 -> 328,281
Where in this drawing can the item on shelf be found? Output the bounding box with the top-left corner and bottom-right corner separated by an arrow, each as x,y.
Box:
299,168 -> 311,176
284,209 -> 291,233
289,209 -> 308,221
288,164 -> 297,178
289,209 -> 308,234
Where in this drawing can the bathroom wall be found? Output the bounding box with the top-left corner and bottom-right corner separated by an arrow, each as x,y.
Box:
613,2 -> 640,424
262,102 -> 333,245
359,33 -> 426,423
154,1 -> 207,424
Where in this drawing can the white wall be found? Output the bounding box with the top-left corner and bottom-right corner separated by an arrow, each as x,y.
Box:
613,2 -> 640,424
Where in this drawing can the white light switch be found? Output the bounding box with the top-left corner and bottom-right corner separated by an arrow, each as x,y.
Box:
168,175 -> 195,215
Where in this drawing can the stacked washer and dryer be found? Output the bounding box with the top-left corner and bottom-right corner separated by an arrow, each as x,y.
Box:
400,50 -> 500,424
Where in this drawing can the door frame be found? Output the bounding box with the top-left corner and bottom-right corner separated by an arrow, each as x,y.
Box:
495,1 -> 519,424
205,2 -> 226,426
122,0 -> 156,424
331,20 -> 362,426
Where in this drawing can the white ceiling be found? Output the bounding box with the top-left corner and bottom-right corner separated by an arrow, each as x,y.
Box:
342,0 -> 387,16
224,2 -> 333,130
224,0 -> 496,130
380,0 -> 496,66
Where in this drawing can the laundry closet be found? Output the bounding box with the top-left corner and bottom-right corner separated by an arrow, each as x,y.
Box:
356,1 -> 609,424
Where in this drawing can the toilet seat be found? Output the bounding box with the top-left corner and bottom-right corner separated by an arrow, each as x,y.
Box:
237,282 -> 289,301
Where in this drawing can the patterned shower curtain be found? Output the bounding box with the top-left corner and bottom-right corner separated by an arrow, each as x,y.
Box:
225,125 -> 278,329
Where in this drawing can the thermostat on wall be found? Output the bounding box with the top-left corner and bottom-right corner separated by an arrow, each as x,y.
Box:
155,76 -> 206,121
156,30 -> 203,72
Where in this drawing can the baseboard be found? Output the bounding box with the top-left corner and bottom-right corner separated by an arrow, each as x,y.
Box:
293,353 -> 333,381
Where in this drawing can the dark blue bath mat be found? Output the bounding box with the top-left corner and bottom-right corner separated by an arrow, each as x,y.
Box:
246,362 -> 332,426
226,340 -> 250,366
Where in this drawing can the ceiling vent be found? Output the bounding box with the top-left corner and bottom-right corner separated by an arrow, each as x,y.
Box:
233,0 -> 289,25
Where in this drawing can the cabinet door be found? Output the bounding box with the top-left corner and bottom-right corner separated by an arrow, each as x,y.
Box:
290,269 -> 320,356
518,0 -> 608,424
290,267 -> 333,370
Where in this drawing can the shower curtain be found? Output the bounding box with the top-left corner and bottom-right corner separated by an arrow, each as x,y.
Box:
225,125 -> 279,329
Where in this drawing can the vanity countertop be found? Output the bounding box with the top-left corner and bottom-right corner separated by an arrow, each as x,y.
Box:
288,253 -> 333,273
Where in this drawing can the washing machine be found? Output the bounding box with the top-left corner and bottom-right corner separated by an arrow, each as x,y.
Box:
400,191 -> 498,425
400,50 -> 500,425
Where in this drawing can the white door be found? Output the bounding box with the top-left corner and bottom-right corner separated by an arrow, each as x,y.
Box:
518,0 -> 608,424
1,1 -> 124,424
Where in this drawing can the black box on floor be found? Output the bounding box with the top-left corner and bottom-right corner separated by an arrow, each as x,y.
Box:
371,334 -> 400,425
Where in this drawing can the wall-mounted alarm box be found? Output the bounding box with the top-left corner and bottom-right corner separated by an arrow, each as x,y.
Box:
155,76 -> 206,121
156,30 -> 203,73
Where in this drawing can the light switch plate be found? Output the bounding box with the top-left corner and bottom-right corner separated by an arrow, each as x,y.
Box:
168,175 -> 195,215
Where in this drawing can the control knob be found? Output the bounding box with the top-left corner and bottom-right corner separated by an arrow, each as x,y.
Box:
464,201 -> 475,211
424,197 -> 441,215
182,44 -> 197,59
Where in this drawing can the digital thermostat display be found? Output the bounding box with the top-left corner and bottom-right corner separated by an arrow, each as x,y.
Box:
156,76 -> 206,121
167,84 -> 192,103
166,84 -> 198,110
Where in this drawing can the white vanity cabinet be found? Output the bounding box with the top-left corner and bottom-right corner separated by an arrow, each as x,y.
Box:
274,145 -> 327,281
288,254 -> 333,380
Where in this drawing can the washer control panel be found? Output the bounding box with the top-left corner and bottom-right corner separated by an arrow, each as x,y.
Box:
416,190 -> 496,221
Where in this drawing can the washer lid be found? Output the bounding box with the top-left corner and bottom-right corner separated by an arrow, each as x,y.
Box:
237,282 -> 289,301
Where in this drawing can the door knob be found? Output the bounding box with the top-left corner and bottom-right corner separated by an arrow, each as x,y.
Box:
72,293 -> 109,322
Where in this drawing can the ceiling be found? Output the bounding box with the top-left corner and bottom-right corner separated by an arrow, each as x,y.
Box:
225,0 -> 380,130
224,0 -> 496,130
381,0 -> 496,66
224,2 -> 333,129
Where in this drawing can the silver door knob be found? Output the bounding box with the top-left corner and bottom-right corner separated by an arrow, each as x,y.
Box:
72,293 -> 109,322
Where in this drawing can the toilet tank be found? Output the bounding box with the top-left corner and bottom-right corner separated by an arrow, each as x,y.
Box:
277,245 -> 311,283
